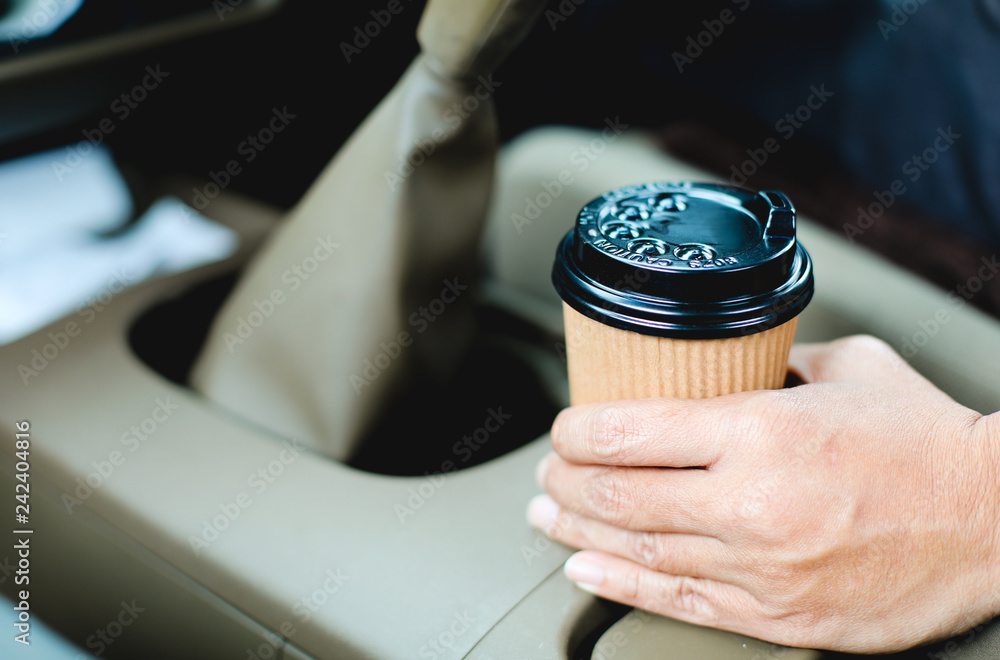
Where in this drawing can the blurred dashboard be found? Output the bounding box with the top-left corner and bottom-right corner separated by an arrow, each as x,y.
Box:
0,0 -> 281,76
0,0 -> 281,149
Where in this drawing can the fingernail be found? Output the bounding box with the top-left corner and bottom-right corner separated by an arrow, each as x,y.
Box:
564,553 -> 605,589
535,453 -> 552,489
526,494 -> 559,532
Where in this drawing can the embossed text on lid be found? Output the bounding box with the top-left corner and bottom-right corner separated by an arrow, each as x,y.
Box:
552,182 -> 815,339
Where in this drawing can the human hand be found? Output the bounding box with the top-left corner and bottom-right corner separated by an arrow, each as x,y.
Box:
528,335 -> 1000,652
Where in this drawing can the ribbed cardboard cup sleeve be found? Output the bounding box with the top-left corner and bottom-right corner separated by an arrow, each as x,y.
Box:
563,303 -> 798,405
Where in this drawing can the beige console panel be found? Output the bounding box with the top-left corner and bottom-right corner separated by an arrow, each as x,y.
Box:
1,130 -> 998,658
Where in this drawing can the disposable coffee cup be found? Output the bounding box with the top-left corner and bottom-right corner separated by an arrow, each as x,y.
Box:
552,182 -> 814,405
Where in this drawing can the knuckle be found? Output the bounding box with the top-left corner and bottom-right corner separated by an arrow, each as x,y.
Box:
630,531 -> 660,567
588,405 -> 642,462
655,575 -> 717,625
738,390 -> 784,428
750,387 -> 799,418
734,487 -> 790,542
733,488 -> 772,526
585,468 -> 635,526
735,390 -> 802,451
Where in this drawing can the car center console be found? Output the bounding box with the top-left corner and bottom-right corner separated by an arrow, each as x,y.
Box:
2,126 -> 999,658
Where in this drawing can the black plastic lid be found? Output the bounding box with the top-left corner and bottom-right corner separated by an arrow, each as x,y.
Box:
552,182 -> 814,339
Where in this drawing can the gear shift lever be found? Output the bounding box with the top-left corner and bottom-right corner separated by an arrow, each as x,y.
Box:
191,0 -> 547,460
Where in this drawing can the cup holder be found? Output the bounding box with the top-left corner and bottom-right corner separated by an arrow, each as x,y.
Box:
128,271 -> 241,386
568,601 -> 633,660
128,272 -> 564,475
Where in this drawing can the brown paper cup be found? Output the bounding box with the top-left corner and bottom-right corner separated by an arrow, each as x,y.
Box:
553,183 -> 813,406
563,303 -> 798,405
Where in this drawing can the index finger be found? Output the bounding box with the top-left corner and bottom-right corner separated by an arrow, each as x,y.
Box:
550,395 -> 755,468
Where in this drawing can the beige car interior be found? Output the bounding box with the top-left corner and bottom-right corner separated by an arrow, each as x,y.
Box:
0,0 -> 997,658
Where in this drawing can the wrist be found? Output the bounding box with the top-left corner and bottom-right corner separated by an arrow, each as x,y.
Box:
974,414 -> 1000,617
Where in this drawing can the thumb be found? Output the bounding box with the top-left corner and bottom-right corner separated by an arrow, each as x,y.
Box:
788,335 -> 907,384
